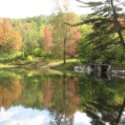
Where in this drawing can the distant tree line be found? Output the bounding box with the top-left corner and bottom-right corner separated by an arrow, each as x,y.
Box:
0,0 -> 125,65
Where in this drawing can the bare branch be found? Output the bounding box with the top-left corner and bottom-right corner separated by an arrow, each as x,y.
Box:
65,17 -> 113,26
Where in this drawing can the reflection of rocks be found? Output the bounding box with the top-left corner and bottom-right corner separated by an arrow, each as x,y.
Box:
111,67 -> 125,80
111,68 -> 125,74
112,73 -> 125,80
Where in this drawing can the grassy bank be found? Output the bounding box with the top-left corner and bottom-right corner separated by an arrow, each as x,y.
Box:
46,59 -> 81,71
0,58 -> 81,71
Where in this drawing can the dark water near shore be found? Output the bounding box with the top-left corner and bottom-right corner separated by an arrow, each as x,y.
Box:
0,69 -> 125,125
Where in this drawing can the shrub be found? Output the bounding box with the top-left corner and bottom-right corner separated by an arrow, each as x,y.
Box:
26,55 -> 33,61
32,48 -> 43,57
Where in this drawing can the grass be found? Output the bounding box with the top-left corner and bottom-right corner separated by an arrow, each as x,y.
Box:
16,58 -> 82,71
46,58 -> 81,71
0,56 -> 81,72
0,63 -> 15,68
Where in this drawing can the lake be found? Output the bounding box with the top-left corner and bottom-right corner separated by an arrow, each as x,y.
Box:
0,69 -> 125,125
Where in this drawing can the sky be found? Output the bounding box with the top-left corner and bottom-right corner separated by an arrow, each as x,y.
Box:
0,0 -> 91,18
0,0 -> 124,19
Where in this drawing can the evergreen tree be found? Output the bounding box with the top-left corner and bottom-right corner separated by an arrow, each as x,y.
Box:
76,0 -> 125,63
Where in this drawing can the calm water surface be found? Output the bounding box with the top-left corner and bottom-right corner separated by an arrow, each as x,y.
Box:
0,69 -> 125,125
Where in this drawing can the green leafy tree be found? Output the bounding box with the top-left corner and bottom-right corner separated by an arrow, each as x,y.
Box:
50,12 -> 80,60
75,0 -> 125,63
53,0 -> 76,63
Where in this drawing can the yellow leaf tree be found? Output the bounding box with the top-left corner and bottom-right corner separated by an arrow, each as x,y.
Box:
0,19 -> 21,53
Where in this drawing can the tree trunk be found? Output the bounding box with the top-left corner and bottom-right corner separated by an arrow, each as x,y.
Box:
63,37 -> 66,64
63,73 -> 66,124
22,35 -> 25,59
116,97 -> 125,124
21,31 -> 25,59
111,0 -> 125,52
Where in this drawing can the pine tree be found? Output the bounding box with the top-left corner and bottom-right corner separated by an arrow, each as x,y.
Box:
76,0 -> 125,49
75,0 -> 125,62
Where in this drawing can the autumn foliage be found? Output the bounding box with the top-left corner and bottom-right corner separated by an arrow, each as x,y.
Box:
42,80 -> 53,107
67,28 -> 81,58
43,26 -> 53,52
0,78 -> 22,109
109,17 -> 125,30
0,19 -> 21,53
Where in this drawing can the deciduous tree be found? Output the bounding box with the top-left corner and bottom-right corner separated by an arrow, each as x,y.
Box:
51,12 -> 81,60
43,25 -> 53,52
0,19 -> 21,53
75,0 -> 125,63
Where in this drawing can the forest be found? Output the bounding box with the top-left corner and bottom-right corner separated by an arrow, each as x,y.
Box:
1,1 -> 125,124
0,0 -> 125,68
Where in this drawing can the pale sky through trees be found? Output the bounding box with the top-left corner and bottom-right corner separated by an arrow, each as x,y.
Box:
0,0 -> 124,18
0,0 -> 93,18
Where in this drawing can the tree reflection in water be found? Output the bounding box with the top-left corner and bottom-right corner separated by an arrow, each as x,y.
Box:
0,77 -> 22,109
84,97 -> 125,125
49,73 -> 79,125
0,69 -> 125,125
79,75 -> 125,125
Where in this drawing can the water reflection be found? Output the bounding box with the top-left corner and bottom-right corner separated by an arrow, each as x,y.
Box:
0,106 -> 53,125
79,75 -> 125,125
0,106 -> 91,125
44,73 -> 80,125
0,69 -> 125,125
82,98 -> 125,125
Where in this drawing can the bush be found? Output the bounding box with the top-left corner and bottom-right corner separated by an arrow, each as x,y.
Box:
26,55 -> 33,61
32,48 -> 52,58
32,48 -> 43,57
0,52 -> 23,63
